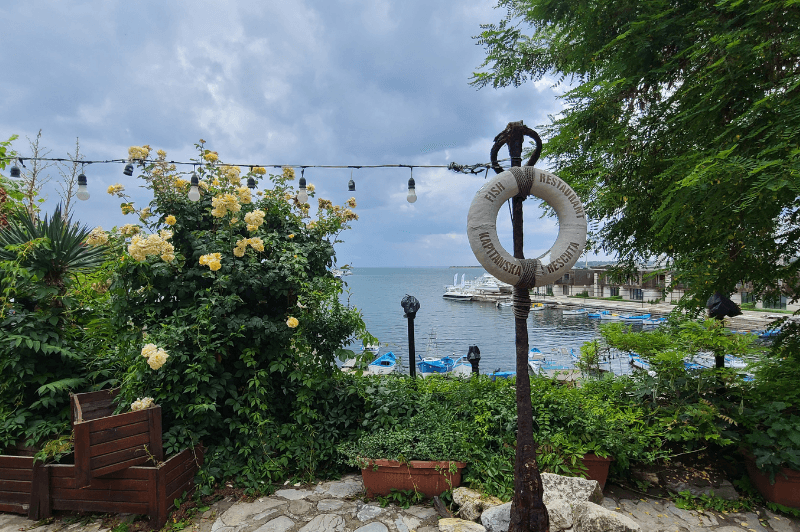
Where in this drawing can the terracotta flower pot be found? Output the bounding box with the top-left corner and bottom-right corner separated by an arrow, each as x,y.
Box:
360,459 -> 466,498
745,458 -> 800,509
581,453 -> 613,489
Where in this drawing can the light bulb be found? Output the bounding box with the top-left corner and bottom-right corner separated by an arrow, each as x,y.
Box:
407,176 -> 416,203
76,173 -> 89,200
188,172 -> 201,202
76,185 -> 90,201
298,189 -> 308,203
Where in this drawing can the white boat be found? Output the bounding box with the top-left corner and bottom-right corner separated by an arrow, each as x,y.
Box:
562,308 -> 589,315
642,317 -> 667,327
359,343 -> 380,355
467,273 -> 511,294
332,268 -> 352,279
531,303 -> 546,311
443,274 -> 473,301
621,313 -> 650,323
599,312 -> 624,321
443,287 -> 473,301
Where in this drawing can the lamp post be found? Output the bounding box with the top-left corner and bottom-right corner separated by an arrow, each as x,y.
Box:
467,345 -> 481,374
401,295 -> 420,378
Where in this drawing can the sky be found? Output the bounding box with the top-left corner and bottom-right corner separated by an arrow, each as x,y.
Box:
0,1 -> 612,267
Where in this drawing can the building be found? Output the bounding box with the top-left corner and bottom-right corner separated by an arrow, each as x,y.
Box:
534,265 -> 798,312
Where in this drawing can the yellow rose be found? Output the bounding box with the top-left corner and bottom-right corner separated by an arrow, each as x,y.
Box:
165,215 -> 176,226
286,317 -> 299,328
288,234 -> 295,239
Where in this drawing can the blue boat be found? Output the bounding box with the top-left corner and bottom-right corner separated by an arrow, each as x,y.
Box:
588,310 -> 610,319
368,352 -> 397,375
489,370 -> 516,381
417,354 -> 472,378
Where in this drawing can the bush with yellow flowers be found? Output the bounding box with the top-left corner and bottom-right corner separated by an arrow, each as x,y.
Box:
105,142 -> 373,487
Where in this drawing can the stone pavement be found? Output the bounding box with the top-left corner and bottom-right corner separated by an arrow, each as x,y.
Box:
1,475 -> 799,532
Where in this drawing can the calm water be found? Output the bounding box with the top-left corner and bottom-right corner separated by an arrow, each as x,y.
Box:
340,267 -> 633,374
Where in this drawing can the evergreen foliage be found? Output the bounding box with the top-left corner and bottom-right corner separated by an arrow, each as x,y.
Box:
473,0 -> 800,309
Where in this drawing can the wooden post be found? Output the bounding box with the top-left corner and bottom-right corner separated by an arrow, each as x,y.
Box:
27,462 -> 50,520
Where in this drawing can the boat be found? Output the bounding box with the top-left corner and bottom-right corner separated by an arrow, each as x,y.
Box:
621,313 -> 651,323
588,310 -> 610,318
367,352 -> 397,375
489,370 -> 515,381
469,273 -> 513,294
443,273 -> 473,301
442,287 -> 473,301
360,343 -> 380,355
332,268 -> 352,279
531,303 -> 545,311
599,312 -> 624,321
527,347 -> 575,377
642,317 -> 667,326
562,308 -> 589,315
417,354 -> 472,378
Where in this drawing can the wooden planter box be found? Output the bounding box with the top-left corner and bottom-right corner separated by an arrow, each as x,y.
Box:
361,460 -> 466,498
71,389 -> 163,488
31,446 -> 204,528
0,389 -> 203,528
0,454 -> 36,515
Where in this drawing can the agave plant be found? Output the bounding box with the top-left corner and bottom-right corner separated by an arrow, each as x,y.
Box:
0,204 -> 106,306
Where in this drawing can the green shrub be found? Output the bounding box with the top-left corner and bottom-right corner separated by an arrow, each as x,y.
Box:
103,145 -> 371,487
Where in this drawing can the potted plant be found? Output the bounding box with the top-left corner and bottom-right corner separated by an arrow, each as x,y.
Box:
337,411 -> 468,498
740,401 -> 800,509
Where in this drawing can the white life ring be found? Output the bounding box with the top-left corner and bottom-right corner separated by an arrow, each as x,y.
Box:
466,166 -> 587,288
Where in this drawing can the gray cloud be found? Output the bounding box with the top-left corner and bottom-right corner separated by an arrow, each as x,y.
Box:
0,0 -> 608,266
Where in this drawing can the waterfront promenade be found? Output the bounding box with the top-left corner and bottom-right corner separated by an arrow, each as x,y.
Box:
1,475 -> 798,532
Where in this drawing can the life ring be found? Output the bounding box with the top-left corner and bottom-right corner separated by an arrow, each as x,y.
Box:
466,166 -> 587,288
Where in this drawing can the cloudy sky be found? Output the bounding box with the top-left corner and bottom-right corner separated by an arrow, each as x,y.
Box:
0,1 -> 609,267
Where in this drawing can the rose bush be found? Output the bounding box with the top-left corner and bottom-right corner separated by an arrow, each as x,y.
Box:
102,143 -> 372,486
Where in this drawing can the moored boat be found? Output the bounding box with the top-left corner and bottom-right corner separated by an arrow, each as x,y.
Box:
588,310 -> 610,318
417,354 -> 471,378
562,308 -> 589,315
621,313 -> 651,323
367,352 -> 397,375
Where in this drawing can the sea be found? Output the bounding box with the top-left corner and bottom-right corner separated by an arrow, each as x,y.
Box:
339,267 -> 635,375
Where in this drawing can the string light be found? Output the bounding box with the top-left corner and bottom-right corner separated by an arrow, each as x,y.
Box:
298,168 -> 308,203
1,155 -> 514,202
407,167 -> 417,204
76,164 -> 90,201
10,159 -> 21,178
188,166 -> 200,202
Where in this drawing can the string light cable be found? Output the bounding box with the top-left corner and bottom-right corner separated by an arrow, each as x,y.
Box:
0,155 -> 514,203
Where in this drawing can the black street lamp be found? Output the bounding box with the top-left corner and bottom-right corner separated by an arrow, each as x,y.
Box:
400,295 -> 420,378
467,345 -> 481,374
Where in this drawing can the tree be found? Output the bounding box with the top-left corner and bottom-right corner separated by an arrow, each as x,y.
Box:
20,130 -> 54,220
56,138 -> 84,218
473,0 -> 800,311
